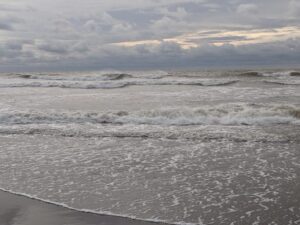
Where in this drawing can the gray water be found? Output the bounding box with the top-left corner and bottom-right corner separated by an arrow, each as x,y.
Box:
0,70 -> 299,225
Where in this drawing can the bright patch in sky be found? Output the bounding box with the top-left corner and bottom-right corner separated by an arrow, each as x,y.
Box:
114,26 -> 300,48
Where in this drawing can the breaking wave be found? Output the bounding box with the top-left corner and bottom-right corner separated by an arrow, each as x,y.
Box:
7,70 -> 170,81
290,72 -> 300,76
12,73 -> 134,81
0,81 -> 129,89
263,80 -> 300,86
238,72 -> 264,77
1,104 -> 299,126
237,71 -> 300,78
0,79 -> 238,89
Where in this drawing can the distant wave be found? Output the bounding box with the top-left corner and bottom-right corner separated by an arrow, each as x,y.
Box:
7,71 -> 169,81
0,81 -> 129,89
12,73 -> 134,81
237,71 -> 300,78
6,70 -> 300,81
237,71 -> 263,77
263,80 -> 300,86
1,104 -> 299,126
0,79 -> 239,89
290,72 -> 300,76
0,125 -> 297,144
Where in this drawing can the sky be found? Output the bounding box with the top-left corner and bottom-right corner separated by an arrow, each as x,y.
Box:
0,0 -> 300,71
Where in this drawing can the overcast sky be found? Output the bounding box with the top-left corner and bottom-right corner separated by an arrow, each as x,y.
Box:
0,0 -> 300,71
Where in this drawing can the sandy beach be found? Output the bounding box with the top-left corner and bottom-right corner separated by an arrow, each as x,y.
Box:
0,190 -> 167,225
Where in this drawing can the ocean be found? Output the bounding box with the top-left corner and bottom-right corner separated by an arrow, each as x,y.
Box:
0,69 -> 299,225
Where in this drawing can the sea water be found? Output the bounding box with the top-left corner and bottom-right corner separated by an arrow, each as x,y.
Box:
0,70 -> 299,224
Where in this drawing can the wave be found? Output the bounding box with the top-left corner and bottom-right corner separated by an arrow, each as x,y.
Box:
0,124 -> 297,144
132,79 -> 239,87
263,80 -> 300,86
0,79 -> 239,89
0,81 -> 129,89
237,71 -> 300,78
289,72 -> 300,76
6,70 -> 300,81
7,70 -> 170,81
12,73 -> 134,81
1,104 -> 299,126
238,71 -> 263,77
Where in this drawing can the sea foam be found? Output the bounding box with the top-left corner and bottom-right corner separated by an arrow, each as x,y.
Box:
1,104 -> 299,126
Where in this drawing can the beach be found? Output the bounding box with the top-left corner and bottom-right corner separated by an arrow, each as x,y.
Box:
0,190 -> 167,225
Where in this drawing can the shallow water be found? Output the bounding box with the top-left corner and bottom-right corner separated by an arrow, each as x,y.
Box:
0,70 -> 299,224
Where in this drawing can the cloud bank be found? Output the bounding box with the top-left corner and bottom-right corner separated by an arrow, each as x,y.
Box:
0,0 -> 299,71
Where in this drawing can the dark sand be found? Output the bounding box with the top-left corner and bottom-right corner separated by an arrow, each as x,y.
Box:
0,190 -> 167,225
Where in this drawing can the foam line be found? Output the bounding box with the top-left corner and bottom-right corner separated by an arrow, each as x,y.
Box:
0,187 -> 198,225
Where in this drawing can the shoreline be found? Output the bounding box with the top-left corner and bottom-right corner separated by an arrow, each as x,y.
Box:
0,189 -> 170,225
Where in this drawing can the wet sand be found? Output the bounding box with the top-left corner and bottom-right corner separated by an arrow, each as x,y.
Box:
0,190 -> 167,225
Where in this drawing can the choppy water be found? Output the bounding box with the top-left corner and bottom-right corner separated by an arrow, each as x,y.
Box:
0,69 -> 299,225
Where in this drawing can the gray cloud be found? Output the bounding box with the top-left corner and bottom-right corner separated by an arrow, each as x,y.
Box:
236,4 -> 258,15
0,15 -> 23,30
0,0 -> 299,71
0,22 -> 12,30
